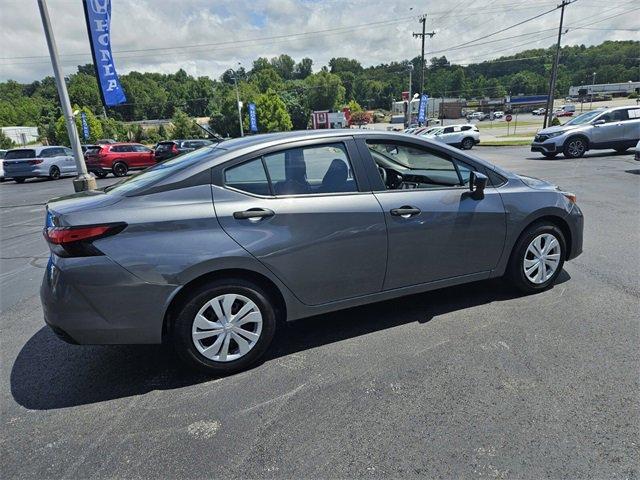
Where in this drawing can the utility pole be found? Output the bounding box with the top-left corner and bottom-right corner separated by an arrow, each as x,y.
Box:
590,71 -> 596,110
230,68 -> 244,137
413,15 -> 435,96
543,0 -> 571,129
38,0 -> 96,192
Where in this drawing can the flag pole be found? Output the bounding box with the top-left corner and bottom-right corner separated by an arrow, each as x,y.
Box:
37,0 -> 96,192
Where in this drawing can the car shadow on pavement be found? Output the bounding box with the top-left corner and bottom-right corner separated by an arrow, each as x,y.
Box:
525,150 -> 635,161
11,274 -> 570,411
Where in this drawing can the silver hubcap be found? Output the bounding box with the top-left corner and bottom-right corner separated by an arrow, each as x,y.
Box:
524,233 -> 561,284
567,140 -> 584,156
191,294 -> 263,362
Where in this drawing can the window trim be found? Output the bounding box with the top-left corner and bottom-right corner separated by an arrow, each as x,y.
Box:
215,137 -> 371,198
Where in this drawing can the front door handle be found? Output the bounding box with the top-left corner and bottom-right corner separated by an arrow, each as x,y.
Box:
233,208 -> 275,220
390,206 -> 421,218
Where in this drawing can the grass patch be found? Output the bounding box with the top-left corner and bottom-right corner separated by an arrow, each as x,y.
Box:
476,120 -> 540,129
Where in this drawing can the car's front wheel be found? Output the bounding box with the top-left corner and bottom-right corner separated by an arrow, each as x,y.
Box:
93,170 -> 108,179
506,222 -> 566,294
171,279 -> 277,374
543,152 -> 558,159
563,137 -> 587,158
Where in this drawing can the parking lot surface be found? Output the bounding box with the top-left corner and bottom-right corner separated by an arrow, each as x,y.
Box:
1,147 -> 639,479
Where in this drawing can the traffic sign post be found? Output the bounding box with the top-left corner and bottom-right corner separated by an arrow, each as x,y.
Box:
505,114 -> 512,136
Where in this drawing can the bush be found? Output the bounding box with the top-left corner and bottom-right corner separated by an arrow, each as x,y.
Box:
551,117 -> 561,126
628,92 -> 638,99
0,130 -> 15,149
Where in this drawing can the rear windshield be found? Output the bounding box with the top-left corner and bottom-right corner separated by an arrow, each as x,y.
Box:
85,147 -> 102,155
104,146 -> 225,195
156,142 -> 176,149
5,149 -> 36,160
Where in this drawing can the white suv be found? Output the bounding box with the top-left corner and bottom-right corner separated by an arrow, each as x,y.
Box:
423,124 -> 480,150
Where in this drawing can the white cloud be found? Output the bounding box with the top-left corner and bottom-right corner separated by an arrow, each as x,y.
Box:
0,0 -> 637,82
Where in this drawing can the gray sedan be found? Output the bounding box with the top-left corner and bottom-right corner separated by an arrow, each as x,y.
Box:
41,130 -> 583,374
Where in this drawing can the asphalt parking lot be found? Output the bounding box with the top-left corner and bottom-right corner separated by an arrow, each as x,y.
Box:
1,146 -> 639,479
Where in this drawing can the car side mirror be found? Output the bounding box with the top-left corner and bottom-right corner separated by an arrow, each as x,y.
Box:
592,119 -> 605,126
469,171 -> 488,200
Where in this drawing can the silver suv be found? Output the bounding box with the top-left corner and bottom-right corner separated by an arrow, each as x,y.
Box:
3,146 -> 77,183
531,106 -> 640,158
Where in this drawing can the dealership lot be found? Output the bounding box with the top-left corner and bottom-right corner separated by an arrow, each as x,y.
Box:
1,147 -> 638,478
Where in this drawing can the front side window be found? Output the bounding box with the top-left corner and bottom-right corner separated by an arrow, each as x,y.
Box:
224,143 -> 358,196
367,141 -> 475,190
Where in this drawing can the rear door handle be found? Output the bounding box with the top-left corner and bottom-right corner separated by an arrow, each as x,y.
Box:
390,206 -> 421,218
233,208 -> 275,220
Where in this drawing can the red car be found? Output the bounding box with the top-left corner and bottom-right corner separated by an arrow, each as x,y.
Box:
84,143 -> 156,178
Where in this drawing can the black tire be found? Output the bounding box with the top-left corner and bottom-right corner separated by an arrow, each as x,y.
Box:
506,222 -> 566,294
49,166 -> 61,180
171,278 -> 278,375
112,161 -> 128,177
563,136 -> 587,158
543,152 -> 558,159
461,137 -> 475,150
14,178 -> 25,184
614,147 -> 628,153
93,170 -> 108,179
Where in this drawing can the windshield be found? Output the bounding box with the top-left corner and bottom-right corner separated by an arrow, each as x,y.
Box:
104,146 -> 225,195
564,110 -> 602,125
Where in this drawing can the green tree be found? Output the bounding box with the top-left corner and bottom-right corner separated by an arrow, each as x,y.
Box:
294,57 -> 313,79
270,54 -> 295,80
54,106 -> 103,145
0,130 -> 15,149
171,109 -> 200,138
158,123 -> 168,140
329,57 -> 363,74
304,71 -> 345,111
345,99 -> 363,112
250,89 -> 292,133
280,89 -> 309,130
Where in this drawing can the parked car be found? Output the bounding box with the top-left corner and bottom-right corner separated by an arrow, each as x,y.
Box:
3,146 -> 76,183
553,104 -> 576,117
0,149 -> 6,181
532,108 -> 546,116
96,139 -> 116,144
635,139 -> 640,161
466,111 -> 486,121
40,130 -> 584,374
423,124 -> 480,149
531,105 -> 640,158
493,111 -> 505,119
84,142 -> 155,178
154,139 -> 216,161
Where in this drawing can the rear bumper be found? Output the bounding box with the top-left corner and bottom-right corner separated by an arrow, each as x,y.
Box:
4,166 -> 49,177
41,254 -> 177,344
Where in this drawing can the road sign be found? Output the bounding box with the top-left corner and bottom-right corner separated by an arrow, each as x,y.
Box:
505,114 -> 513,122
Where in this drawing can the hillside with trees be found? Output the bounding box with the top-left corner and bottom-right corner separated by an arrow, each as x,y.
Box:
0,40 -> 637,143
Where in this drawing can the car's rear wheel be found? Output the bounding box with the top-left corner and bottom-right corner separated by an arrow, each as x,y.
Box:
171,279 -> 277,374
461,137 -> 475,150
14,178 -> 25,183
543,152 -> 558,159
112,161 -> 128,177
563,137 -> 587,158
506,222 -> 566,294
614,147 -> 628,153
49,166 -> 60,180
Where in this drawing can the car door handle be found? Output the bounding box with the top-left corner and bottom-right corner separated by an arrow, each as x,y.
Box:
390,206 -> 421,218
233,208 -> 275,220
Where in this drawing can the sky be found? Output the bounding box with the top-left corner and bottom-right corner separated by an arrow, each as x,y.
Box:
0,0 -> 638,83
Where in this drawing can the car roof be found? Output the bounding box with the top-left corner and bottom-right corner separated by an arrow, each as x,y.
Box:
7,145 -> 66,153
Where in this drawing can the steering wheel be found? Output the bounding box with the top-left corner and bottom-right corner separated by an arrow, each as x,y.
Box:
378,166 -> 388,187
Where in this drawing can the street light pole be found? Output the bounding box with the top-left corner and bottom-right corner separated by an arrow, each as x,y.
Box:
37,0 -> 96,192
542,0 -> 571,129
407,65 -> 413,127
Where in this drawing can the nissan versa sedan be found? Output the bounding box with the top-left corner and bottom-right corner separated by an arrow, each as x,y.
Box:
41,130 -> 583,374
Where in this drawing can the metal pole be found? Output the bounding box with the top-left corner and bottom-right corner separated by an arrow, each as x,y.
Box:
408,66 -> 413,127
37,0 -> 96,191
232,73 -> 244,137
590,72 -> 596,110
420,16 -> 426,95
543,0 -> 569,129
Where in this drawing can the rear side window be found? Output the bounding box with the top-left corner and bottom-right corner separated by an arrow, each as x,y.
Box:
5,149 -> 36,159
223,143 -> 358,196
625,108 -> 640,120
224,158 -> 270,196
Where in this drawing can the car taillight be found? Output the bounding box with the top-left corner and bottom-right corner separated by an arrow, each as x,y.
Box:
29,159 -> 43,165
44,223 -> 126,256
171,144 -> 179,153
